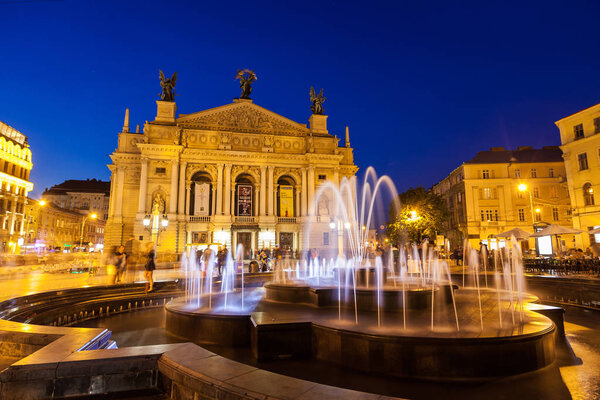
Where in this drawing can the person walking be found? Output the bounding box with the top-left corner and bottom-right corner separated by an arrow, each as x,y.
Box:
114,245 -> 127,284
144,242 -> 156,294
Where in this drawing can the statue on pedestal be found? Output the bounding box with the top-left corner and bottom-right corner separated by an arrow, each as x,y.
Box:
159,70 -> 177,101
310,86 -> 326,115
235,69 -> 257,99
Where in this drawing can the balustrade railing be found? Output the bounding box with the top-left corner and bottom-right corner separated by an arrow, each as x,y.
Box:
188,216 -> 212,223
234,216 -> 256,223
277,217 -> 297,223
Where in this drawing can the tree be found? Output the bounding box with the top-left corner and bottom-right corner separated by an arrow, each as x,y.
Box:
387,186 -> 449,244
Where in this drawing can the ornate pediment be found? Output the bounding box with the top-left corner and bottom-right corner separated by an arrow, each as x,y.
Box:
177,102 -> 309,136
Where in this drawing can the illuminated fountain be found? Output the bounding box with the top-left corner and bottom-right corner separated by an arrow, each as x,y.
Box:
166,167 -> 556,380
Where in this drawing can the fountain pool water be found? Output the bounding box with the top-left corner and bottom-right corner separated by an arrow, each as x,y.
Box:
167,167 -> 557,380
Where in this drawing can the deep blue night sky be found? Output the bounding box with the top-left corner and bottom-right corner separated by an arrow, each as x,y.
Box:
2,0 -> 600,196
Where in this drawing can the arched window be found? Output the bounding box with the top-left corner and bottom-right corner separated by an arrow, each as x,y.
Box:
190,172 -> 212,216
277,176 -> 296,217
235,175 -> 255,216
584,183 -> 594,206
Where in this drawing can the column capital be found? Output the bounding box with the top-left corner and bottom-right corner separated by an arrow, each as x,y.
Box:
260,165 -> 267,171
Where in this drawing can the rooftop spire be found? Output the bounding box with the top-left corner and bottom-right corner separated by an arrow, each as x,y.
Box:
122,108 -> 130,133
345,126 -> 350,148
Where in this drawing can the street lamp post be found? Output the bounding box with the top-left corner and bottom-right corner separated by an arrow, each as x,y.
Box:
518,184 -> 536,231
143,212 -> 168,248
79,213 -> 97,251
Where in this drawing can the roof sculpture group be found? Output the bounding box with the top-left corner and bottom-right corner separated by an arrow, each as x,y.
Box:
158,69 -> 326,115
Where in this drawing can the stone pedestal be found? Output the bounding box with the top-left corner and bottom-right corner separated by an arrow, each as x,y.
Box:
309,114 -> 328,135
155,101 -> 177,124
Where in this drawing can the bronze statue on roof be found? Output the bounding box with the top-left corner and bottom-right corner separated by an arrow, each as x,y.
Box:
310,86 -> 326,115
159,70 -> 177,101
236,69 -> 257,99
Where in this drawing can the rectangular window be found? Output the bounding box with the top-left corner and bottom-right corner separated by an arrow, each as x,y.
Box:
595,118 -> 600,134
514,169 -> 521,178
533,187 -> 540,198
318,174 -> 327,180
530,169 -> 537,178
550,186 -> 558,198
518,208 -> 525,222
457,192 -> 462,203
483,187 -> 492,199
482,170 -> 490,179
548,168 -> 554,178
155,167 -> 166,174
578,153 -> 589,170
552,207 -> 559,221
323,232 -> 329,246
574,124 -> 584,139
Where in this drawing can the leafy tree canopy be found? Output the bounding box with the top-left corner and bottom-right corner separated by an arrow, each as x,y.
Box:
387,186 -> 448,244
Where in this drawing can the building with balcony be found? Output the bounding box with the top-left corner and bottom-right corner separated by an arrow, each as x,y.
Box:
556,102 -> 600,248
0,121 -> 34,252
433,146 -> 573,253
42,179 -> 110,221
105,78 -> 357,257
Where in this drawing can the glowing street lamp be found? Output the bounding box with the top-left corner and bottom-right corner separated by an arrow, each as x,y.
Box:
518,183 -> 536,229
79,213 -> 97,250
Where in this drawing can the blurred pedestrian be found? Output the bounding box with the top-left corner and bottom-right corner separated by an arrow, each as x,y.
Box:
144,242 -> 156,293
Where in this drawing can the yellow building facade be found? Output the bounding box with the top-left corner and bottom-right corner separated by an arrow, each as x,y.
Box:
433,146 -> 573,253
105,80 -> 357,257
0,122 -> 34,253
556,103 -> 600,248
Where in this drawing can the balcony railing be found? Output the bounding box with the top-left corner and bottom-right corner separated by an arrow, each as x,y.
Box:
277,217 -> 297,223
188,216 -> 212,223
234,216 -> 256,223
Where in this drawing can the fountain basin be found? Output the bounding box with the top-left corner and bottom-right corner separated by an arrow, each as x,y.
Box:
264,282 -> 454,311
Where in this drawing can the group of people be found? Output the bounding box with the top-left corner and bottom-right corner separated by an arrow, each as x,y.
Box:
193,245 -> 230,275
105,242 -> 156,293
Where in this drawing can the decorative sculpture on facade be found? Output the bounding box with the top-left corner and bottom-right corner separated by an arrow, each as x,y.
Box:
235,69 -> 257,99
310,86 -> 326,115
159,70 -> 178,101
152,192 -> 166,215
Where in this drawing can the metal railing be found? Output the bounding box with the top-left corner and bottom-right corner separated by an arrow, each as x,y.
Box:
523,258 -> 600,276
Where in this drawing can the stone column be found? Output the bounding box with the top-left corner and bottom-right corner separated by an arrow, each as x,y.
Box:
260,166 -> 266,216
116,168 -> 125,217
307,167 -> 315,216
211,186 -> 217,215
224,164 -> 232,216
267,166 -> 274,216
137,159 -> 148,214
301,168 -> 307,217
333,169 -> 339,187
169,159 -> 179,214
178,162 -> 187,215
185,183 -> 191,216
274,188 -> 278,217
216,164 -> 223,215
254,188 -> 260,216
295,187 -> 301,218
108,169 -> 117,217
230,188 -> 235,216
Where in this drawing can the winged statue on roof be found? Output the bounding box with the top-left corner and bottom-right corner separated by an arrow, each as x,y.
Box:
310,86 -> 326,115
159,70 -> 177,101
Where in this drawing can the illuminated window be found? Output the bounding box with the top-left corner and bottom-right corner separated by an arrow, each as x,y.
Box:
514,169 -> 520,178
584,183 -> 594,205
483,187 -> 492,199
574,124 -> 584,139
578,153 -> 589,170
